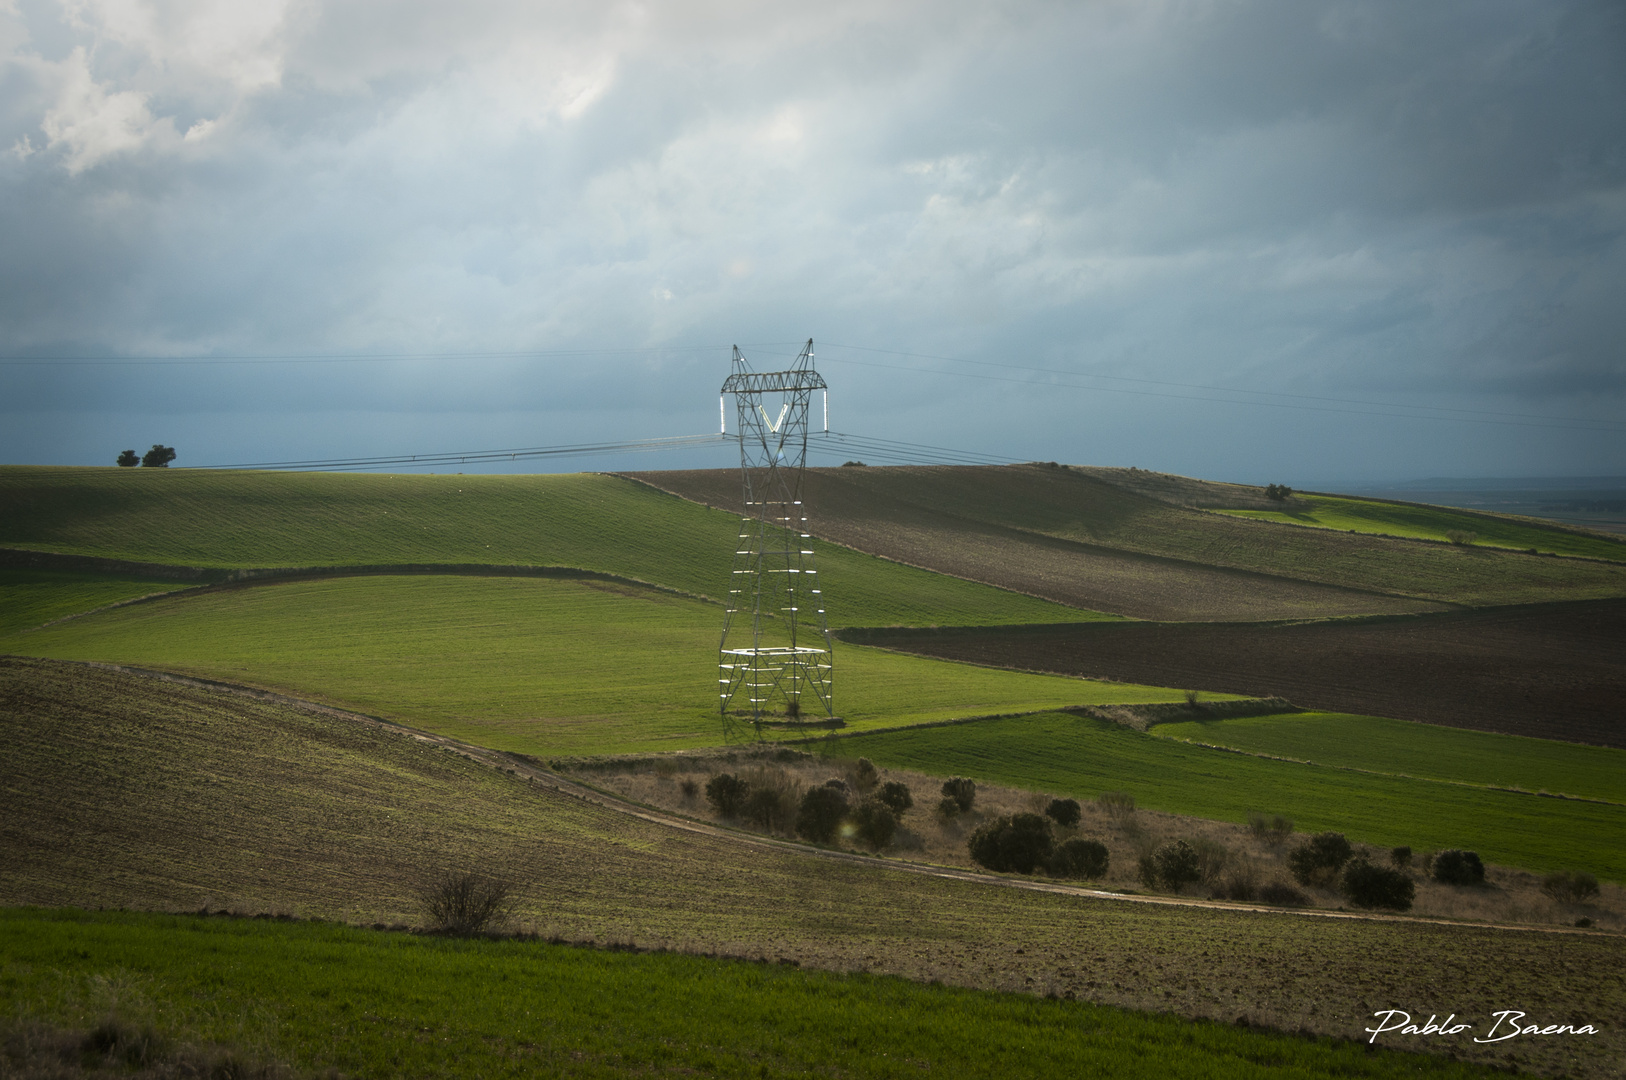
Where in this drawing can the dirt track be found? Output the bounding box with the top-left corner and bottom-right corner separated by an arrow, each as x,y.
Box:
842,599 -> 1626,749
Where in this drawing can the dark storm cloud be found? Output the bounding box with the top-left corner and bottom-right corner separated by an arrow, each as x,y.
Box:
1,0 -> 1622,479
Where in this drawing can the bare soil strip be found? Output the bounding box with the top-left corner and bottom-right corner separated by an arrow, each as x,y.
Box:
840,598 -> 1626,749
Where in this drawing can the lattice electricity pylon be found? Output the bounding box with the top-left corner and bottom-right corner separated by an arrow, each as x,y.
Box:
717,339 -> 834,738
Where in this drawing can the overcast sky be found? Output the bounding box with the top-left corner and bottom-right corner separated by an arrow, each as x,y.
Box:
3,0 -> 1623,484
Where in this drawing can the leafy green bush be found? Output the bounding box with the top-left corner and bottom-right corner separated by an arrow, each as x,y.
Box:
1047,838 -> 1108,879
1147,839 -> 1202,893
1044,798 -> 1082,828
1340,860 -> 1415,911
1432,849 -> 1485,886
1287,832 -> 1352,887
795,786 -> 848,844
942,777 -> 977,813
967,813 -> 1054,874
705,773 -> 749,817
1541,870 -> 1599,903
851,801 -> 898,851
876,781 -> 914,815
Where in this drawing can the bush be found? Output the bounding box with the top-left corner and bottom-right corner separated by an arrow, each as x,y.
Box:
1432,849 -> 1485,886
1445,530 -> 1477,546
679,778 -> 699,801
1258,881 -> 1309,906
1541,870 -> 1599,904
1340,859 -> 1416,911
1214,865 -> 1258,902
1189,836 -> 1231,884
1265,483 -> 1292,501
417,871 -> 516,934
968,813 -> 1054,874
1287,832 -> 1353,887
1044,798 -> 1082,829
140,444 -> 177,468
851,758 -> 879,793
795,786 -> 848,844
942,777 -> 976,813
705,773 -> 749,817
1047,838 -> 1109,879
1390,846 -> 1412,868
851,801 -> 897,851
1248,813 -> 1293,845
1148,839 -> 1203,892
115,449 -> 140,467
742,786 -> 794,832
876,781 -> 913,815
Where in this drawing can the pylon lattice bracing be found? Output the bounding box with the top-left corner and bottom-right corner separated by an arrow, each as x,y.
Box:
718,339 -> 834,738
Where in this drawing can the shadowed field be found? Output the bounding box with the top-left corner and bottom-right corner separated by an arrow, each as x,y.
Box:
2,656 -> 1621,1080
627,465 -> 1626,620
841,599 -> 1626,748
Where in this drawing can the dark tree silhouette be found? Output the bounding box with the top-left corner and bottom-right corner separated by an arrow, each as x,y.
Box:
141,445 -> 177,467
116,450 -> 140,467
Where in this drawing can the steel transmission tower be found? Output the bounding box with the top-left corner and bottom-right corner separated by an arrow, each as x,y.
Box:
718,339 -> 834,735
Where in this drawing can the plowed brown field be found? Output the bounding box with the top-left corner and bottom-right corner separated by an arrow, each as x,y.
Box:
841,598 -> 1626,748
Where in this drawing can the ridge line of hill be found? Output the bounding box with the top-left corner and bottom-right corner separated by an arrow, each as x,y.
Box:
13,655 -> 1605,939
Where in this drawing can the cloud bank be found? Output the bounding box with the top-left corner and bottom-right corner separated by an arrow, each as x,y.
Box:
3,0 -> 1623,481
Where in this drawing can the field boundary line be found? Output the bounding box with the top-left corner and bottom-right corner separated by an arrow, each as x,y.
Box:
24,656 -> 1612,940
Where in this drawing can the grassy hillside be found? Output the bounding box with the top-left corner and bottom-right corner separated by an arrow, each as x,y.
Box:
0,466 -> 1094,629
826,712 -> 1626,880
1,910 -> 1514,1080
0,567 -> 186,636
4,656 -> 1621,1080
1154,711 -> 1626,805
2,577 -> 1186,754
1218,492 -> 1625,559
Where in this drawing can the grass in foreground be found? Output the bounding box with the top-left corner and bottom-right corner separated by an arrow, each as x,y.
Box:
4,657 -> 1620,1080
0,909 -> 1513,1080
1154,711 -> 1626,805
1216,493 -> 1626,561
2,576 -> 1183,754
828,712 -> 1626,881
0,466 -> 1099,628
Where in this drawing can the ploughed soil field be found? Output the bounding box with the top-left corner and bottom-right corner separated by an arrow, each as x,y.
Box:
840,598 -> 1626,749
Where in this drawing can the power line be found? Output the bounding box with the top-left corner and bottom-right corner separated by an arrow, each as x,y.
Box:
0,343 -> 805,367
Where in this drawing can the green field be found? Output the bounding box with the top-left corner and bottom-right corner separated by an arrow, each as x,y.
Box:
0,568 -> 190,636
1217,493 -> 1626,561
0,466 -> 1099,629
2,576 -> 1187,754
827,712 -> 1626,880
1155,711 -> 1626,805
0,909 -> 1512,1080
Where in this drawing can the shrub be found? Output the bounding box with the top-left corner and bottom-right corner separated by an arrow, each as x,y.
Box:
1445,530 -> 1477,546
1265,483 -> 1292,501
115,449 -> 140,467
417,871 -> 516,934
1150,839 -> 1203,892
1047,838 -> 1109,879
140,444 -> 177,468
1044,798 -> 1082,829
823,777 -> 849,793
1432,849 -> 1485,886
1097,791 -> 1135,817
1258,881 -> 1309,906
679,778 -> 699,801
795,786 -> 848,844
1287,832 -> 1353,887
876,781 -> 914,815
851,758 -> 880,793
1541,870 -> 1600,904
968,813 -> 1054,874
1248,813 -> 1293,845
1341,859 -> 1416,911
942,777 -> 976,813
935,796 -> 964,822
1215,865 -> 1258,902
742,786 -> 794,832
1390,846 -> 1412,868
851,801 -> 898,851
705,773 -> 749,817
